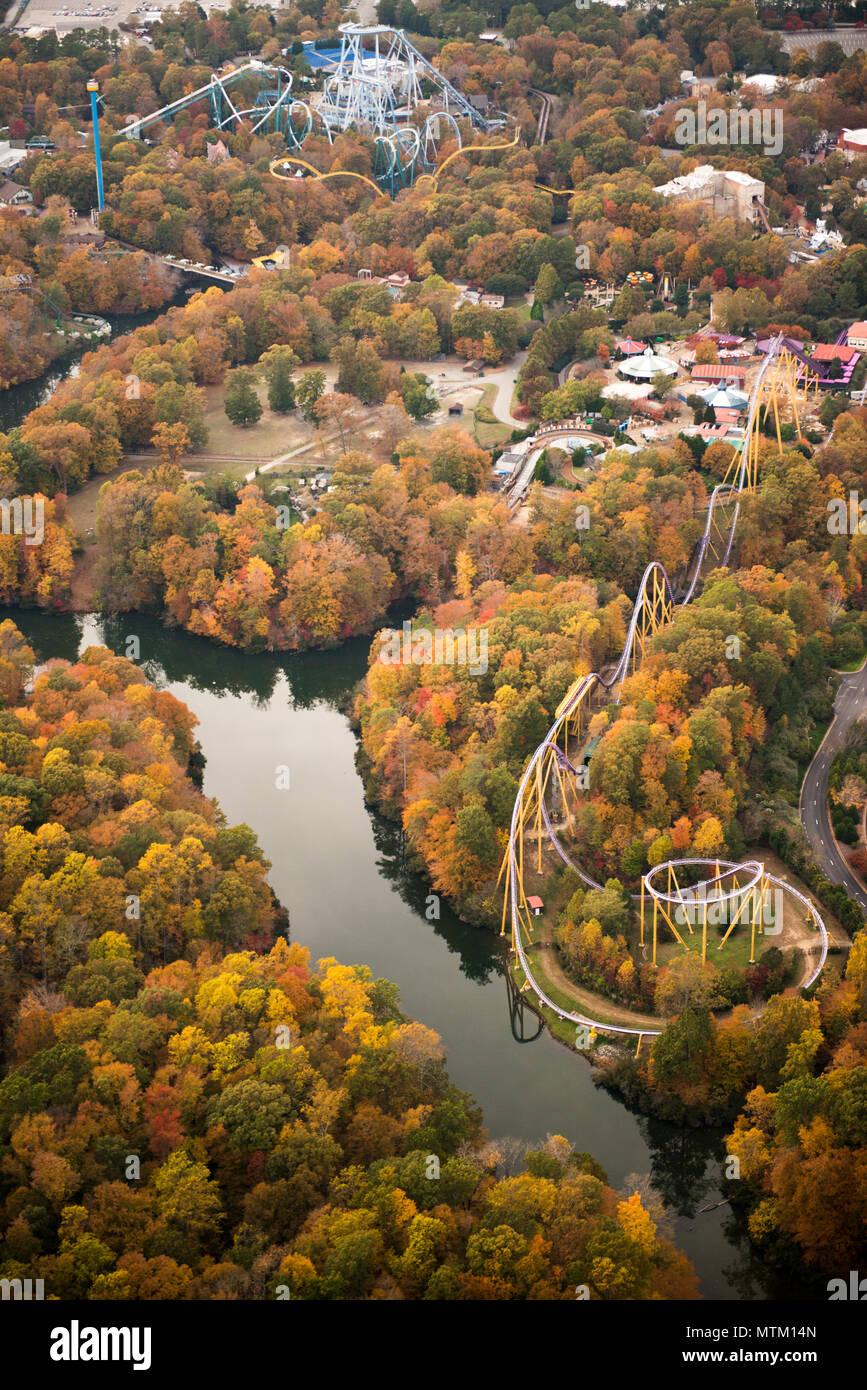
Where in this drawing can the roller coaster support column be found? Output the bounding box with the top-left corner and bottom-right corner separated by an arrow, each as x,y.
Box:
87,80 -> 104,213
749,870 -> 767,965
639,874 -> 645,947
536,760 -> 543,874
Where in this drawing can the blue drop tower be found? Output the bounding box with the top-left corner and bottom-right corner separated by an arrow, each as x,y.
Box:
87,79 -> 104,213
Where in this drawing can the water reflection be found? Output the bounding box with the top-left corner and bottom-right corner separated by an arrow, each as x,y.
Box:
640,1119 -> 722,1216
8,607 -> 370,707
371,814 -> 503,988
505,970 -> 544,1044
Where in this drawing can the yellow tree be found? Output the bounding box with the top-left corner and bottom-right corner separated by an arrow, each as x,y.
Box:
152,421 -> 190,467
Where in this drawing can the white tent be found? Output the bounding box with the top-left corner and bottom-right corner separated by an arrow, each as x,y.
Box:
618,348 -> 679,382
700,384 -> 748,409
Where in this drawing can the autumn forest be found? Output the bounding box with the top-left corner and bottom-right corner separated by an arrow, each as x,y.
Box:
1,0 -> 867,1332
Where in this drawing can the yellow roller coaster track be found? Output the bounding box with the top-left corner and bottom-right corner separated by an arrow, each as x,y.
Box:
415,128 -> 584,195
415,127 -> 521,190
269,155 -> 384,195
269,129 -> 582,200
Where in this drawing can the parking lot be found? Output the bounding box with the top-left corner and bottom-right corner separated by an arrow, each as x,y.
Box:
11,0 -> 164,35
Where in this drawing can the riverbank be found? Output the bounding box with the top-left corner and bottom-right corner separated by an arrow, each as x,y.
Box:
0,290 -> 190,437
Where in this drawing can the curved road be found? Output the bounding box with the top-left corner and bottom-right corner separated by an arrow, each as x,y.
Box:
800,660 -> 867,913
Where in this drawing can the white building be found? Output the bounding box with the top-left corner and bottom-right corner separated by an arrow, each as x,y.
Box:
617,347 -> 679,382
839,129 -> 867,161
655,165 -> 765,224
740,73 -> 780,96
808,219 -> 845,253
847,321 -> 867,351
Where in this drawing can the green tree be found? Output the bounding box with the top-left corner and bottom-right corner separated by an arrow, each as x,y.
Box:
650,1006 -> 714,1085
260,346 -> 298,414
534,262 -> 560,308
151,1150 -> 224,1248
400,372 -> 436,420
153,381 -> 207,450
651,370 -> 672,401
331,336 -> 386,405
455,799 -> 498,867
224,369 -> 263,428
296,369 -> 326,422
534,450 -> 553,484
207,1078 -> 293,1152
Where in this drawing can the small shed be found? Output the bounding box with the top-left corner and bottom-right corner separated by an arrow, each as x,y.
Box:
527,895 -> 544,917
448,403 -> 463,416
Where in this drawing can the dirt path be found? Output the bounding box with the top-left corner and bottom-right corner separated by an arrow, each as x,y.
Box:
528,934 -> 665,1031
748,846 -> 850,987
67,544 -> 100,612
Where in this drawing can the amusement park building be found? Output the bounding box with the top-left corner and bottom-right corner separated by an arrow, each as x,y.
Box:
617,348 -> 679,382
654,165 -> 765,224
839,128 -> 867,161
848,321 -> 867,350
691,362 -> 748,387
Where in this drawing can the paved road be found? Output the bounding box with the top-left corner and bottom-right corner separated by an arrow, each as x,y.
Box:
800,660 -> 867,912
426,351 -> 527,428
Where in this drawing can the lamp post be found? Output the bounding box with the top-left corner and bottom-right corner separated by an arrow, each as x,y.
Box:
87,79 -> 104,213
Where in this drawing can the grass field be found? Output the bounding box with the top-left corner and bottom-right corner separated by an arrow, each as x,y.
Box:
653,919 -> 764,971
473,383 -> 512,448
199,380 -> 308,462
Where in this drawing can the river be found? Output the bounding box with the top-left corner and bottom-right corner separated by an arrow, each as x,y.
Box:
0,604 -> 824,1301
0,292 -> 189,437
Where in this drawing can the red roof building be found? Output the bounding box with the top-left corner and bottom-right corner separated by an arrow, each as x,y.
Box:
812,343 -> 859,363
615,338 -> 647,356
839,129 -> 867,161
686,422 -> 733,439
691,362 -> 747,383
